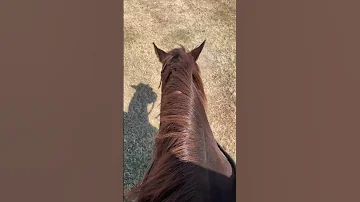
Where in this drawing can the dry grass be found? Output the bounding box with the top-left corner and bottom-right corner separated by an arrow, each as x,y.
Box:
123,0 -> 236,194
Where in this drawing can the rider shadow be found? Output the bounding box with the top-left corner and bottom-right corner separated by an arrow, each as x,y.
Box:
123,83 -> 158,193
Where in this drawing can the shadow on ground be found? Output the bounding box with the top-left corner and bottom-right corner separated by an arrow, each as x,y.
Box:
124,83 -> 158,193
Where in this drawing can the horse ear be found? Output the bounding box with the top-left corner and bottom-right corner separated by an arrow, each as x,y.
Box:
190,40 -> 206,61
153,43 -> 168,62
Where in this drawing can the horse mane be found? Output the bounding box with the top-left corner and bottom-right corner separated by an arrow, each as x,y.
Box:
126,46 -> 209,202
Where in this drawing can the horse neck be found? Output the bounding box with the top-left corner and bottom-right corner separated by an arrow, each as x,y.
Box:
157,64 -> 233,177
192,85 -> 216,149
190,83 -> 233,177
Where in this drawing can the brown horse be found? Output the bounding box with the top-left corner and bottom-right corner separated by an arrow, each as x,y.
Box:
126,41 -> 236,202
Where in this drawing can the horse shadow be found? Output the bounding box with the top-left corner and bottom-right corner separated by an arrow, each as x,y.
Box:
123,83 -> 158,193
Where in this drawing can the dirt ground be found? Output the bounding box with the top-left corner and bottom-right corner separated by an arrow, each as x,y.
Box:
123,0 -> 236,193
